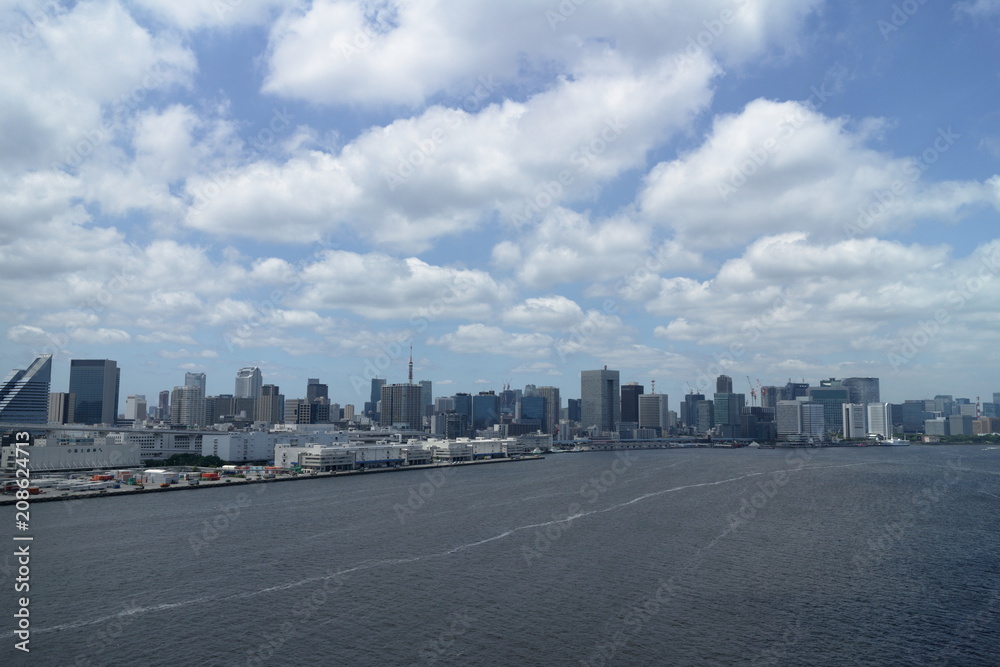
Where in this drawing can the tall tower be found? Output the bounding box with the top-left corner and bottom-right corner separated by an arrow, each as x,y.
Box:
581,368 -> 620,433
185,372 -> 207,393
538,386 -> 561,435
69,359 -> 119,425
620,382 -> 644,424
235,367 -> 262,399
716,375 -> 733,394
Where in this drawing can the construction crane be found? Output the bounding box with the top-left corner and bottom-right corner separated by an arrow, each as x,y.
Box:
747,376 -> 756,406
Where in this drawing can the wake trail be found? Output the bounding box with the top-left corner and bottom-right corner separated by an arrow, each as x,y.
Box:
18,461 -> 869,636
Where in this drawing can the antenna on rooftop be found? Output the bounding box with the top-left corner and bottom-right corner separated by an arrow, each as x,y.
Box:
408,345 -> 413,384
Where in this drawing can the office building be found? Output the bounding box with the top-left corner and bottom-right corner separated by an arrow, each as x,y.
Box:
306,378 -> 328,403
696,401 -> 715,434
472,391 -> 500,431
381,383 -> 423,429
256,384 -> 284,424
713,393 -> 745,427
69,359 -> 120,425
185,372 -> 206,393
842,403 -> 867,439
48,392 -> 75,424
620,383 -> 644,425
537,386 -> 560,435
235,367 -> 263,399
716,375 -> 733,394
867,403 -> 891,439
949,414 -> 974,436
0,354 -> 52,425
638,393 -> 669,435
158,390 -> 170,421
566,398 -> 582,423
683,393 -> 705,428
842,377 -> 880,405
516,395 -> 545,428
369,378 -> 386,417
124,395 -> 147,422
581,368 -> 620,432
171,384 -> 206,427
419,380 -> 433,416
806,385 -> 848,434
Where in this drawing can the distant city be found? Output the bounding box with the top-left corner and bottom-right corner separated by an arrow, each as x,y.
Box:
2,354 -> 999,472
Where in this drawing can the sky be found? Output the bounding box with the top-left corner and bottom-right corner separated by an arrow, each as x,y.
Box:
2,0 -> 1000,409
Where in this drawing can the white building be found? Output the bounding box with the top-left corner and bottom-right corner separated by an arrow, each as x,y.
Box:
842,403 -> 867,439
203,431 -> 349,463
867,403 -> 892,439
1,437 -> 141,472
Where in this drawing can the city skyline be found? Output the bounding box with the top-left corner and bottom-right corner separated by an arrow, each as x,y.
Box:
3,2 -> 1000,410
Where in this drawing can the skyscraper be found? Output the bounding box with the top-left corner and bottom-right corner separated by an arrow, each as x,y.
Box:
185,372 -> 206,393
307,378 -> 328,403
581,368 -> 620,432
716,375 -> 733,394
537,386 -> 561,435
867,403 -> 891,438
48,392 -> 74,424
842,403 -> 867,439
380,383 -> 423,429
638,393 -> 669,435
171,384 -> 205,427
620,382 -> 644,424
256,384 -> 284,424
235,367 -> 263,399
472,391 -> 500,431
158,390 -> 170,421
0,354 -> 52,425
842,377 -> 880,405
69,359 -> 120,425
419,380 -> 433,416
369,378 -> 386,417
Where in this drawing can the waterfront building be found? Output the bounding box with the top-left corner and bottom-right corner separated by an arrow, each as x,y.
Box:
842,378 -> 880,405
867,403 -> 892,439
638,393 -> 669,435
537,386 -> 561,435
581,368 -> 620,433
472,391 -> 500,431
806,386 -> 848,434
925,417 -> 950,436
842,403 -> 867,439
949,414 -> 974,436
235,367 -> 263,399
620,382 -> 644,425
69,359 -> 120,425
516,395 -> 545,428
0,354 -> 52,426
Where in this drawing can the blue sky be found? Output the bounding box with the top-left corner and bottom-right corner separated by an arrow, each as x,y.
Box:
3,0 -> 1000,410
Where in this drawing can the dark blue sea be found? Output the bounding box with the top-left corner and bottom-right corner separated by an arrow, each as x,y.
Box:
3,445 -> 1000,666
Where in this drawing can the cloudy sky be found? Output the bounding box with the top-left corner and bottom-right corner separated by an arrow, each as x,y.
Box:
3,0 -> 1000,409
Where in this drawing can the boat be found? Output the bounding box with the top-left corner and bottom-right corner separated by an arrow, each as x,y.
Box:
879,438 -> 910,446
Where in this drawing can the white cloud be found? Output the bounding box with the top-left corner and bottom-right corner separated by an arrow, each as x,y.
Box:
638,99 -> 996,250
430,324 -> 554,359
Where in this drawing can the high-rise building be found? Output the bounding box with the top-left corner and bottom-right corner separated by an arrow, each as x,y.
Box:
0,354 -> 52,425
713,393 -> 745,427
370,378 -> 386,408
452,393 -> 473,424
343,404 -> 355,420
235,367 -> 263,399
842,377 -> 880,405
842,403 -> 867,439
380,384 -> 423,429
716,375 -> 733,394
472,391 -> 500,431
806,386 -> 849,434
537,386 -> 560,435
48,392 -> 75,424
683,393 -> 705,428
306,378 -> 328,403
125,395 -> 147,422
516,395 -> 545,428
581,368 -> 620,432
783,382 -> 809,400
158,390 -> 170,421
170,384 -> 205,427
256,384 -> 284,424
419,380 -> 433,416
867,403 -> 891,438
760,386 -> 780,410
566,398 -> 581,423
620,382 -> 644,425
185,372 -> 206,393
696,400 -> 715,434
69,359 -> 120,425
638,393 -> 669,435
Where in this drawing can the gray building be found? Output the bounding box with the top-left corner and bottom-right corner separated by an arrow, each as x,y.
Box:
842,377 -> 880,405
381,383 -> 424,429
638,393 -> 669,435
537,386 -> 560,435
235,367 -> 263,399
581,368 -> 620,433
69,359 -> 120,425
